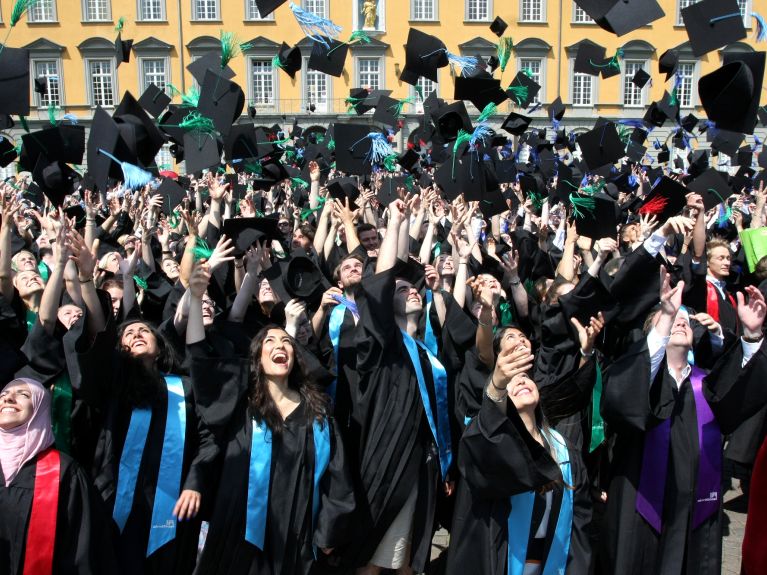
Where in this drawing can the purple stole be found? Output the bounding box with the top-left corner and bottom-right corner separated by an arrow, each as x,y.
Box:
635,366 -> 722,532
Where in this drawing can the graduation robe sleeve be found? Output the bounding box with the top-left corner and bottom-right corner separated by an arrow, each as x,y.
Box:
355,268 -> 399,374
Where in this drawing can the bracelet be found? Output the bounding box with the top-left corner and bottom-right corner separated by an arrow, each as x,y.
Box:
459,259 -> 468,264
580,348 -> 594,358
490,377 -> 507,392
509,279 -> 521,286
486,387 -> 507,403
78,277 -> 93,284
477,318 -> 493,327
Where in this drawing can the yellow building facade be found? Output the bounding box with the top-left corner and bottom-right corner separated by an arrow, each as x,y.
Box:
3,0 -> 766,168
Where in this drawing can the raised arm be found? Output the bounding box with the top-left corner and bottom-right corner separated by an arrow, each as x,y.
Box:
228,245 -> 262,323
556,220 -> 578,281
376,199 -> 406,273
186,261 -> 212,346
476,286 -> 499,368
39,222 -> 70,335
0,197 -> 19,302
67,228 -> 106,336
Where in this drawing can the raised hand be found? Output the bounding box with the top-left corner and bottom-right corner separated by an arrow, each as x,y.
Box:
491,345 -> 535,390
424,263 -> 439,291
571,312 -> 605,355
66,229 -> 97,280
189,261 -> 212,298
659,267 -> 684,317
207,235 -> 236,271
690,312 -> 722,336
737,285 -> 766,340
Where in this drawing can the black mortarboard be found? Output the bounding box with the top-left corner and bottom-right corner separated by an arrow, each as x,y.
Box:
506,71 -> 540,107
63,204 -> 87,229
372,95 -> 402,127
434,101 -> 472,142
265,255 -> 329,306
501,112 -> 531,136
637,176 -> 687,223
537,148 -> 558,179
157,178 -> 188,213
138,83 -> 171,118
308,37 -> 348,77
555,164 -> 581,203
657,90 -> 680,124
686,168 -> 735,211
398,149 -> 420,172
759,147 -> 767,169
549,97 -> 566,122
625,141 -> 647,162
681,0 -> 747,57
720,51 -> 766,136
494,160 -> 517,184
576,121 -> 625,170
643,101 -> 667,128
377,175 -> 406,206
574,42 -> 606,76
736,145 -> 753,167
334,123 -> 377,175
0,47 -> 30,116
680,113 -> 699,134
183,132 -> 222,174
402,28 -> 448,83
32,156 -> 79,207
574,0 -> 665,36
434,150 -> 486,201
659,49 -> 678,81
86,107 -> 124,192
454,75 -> 508,111
115,33 -> 133,68
711,129 -> 744,157
187,52 -> 236,86
0,136 -> 16,167
478,187 -> 509,218
327,176 -> 360,203
223,217 -> 281,255
699,62 -> 756,135
196,70 -> 245,136
573,192 -> 618,239
631,68 -> 651,89
19,125 -> 86,172
34,77 -> 47,95
255,0 -> 287,17
275,42 -> 301,78
114,91 -> 166,167
225,124 -> 272,162
598,52 -> 623,79
489,16 -> 508,37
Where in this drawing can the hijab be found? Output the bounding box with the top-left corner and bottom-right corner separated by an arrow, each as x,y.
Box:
0,378 -> 55,486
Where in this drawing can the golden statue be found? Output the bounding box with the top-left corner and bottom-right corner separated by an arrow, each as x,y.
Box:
362,0 -> 377,29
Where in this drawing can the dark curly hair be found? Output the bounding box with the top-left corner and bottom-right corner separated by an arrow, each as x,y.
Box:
248,325 -> 329,434
116,319 -> 178,407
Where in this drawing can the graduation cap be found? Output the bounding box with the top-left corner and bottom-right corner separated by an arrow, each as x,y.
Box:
736,145 -> 753,167
699,60 -> 760,135
183,132 -> 222,174
434,150 -> 486,201
255,0 -> 287,17
576,121 -> 625,170
681,0 -> 747,57
506,71 -> 540,108
333,123 -> 378,175
265,255 -> 330,306
658,49 -> 678,81
138,83 -> 171,118
274,42 -> 301,78
0,136 -> 17,168
631,68 -> 651,89
196,70 -> 245,136
493,159 -> 517,184
327,176 -> 360,203
573,0 -> 665,37
637,176 -> 687,223
19,125 -> 86,172
114,33 -> 133,68
573,42 -> 607,76
434,101 -> 472,143
454,75 -> 508,112
559,274 -> 618,330
308,37 -> 348,77
489,16 -> 508,37
224,124 -> 272,162
156,178 -> 188,213
686,168 -> 735,211
377,175 -> 408,206
31,156 -> 80,207
393,257 -> 426,290
222,217 -> 282,256
187,52 -> 236,86
501,112 -> 532,136
572,192 -> 618,239
114,91 -> 166,168
34,77 -> 47,96
711,129 -> 744,157
657,90 -> 680,124
372,95 -> 405,127
0,47 -> 30,116
723,51 -> 765,135
549,97 -> 566,122
402,28 -> 448,83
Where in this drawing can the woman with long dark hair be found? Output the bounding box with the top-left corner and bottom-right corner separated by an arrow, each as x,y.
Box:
185,262 -> 355,575
446,326 -> 592,575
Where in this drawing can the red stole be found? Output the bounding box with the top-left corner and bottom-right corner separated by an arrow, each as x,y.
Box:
743,436 -> 767,574
23,448 -> 60,575
706,280 -> 735,323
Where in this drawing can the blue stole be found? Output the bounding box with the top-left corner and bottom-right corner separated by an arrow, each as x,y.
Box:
327,304 -> 347,402
112,375 -> 187,557
507,429 -> 573,575
245,417 -> 331,550
400,328 -> 452,479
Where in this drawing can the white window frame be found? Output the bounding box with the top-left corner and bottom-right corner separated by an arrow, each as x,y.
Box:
302,0 -> 327,17
27,0 -> 57,22
85,58 -> 117,108
138,56 -> 169,95
621,60 -> 648,108
571,2 -> 593,23
676,0 -> 698,26
244,0 -> 275,20
192,0 -> 219,21
517,57 -> 545,104
410,0 -> 437,20
356,56 -> 383,91
82,0 -> 111,21
569,59 -> 596,107
676,61 -> 698,109
248,56 -> 278,110
137,0 -> 166,21
465,0 -> 491,21
32,59 -> 64,108
410,75 -> 438,113
519,0 -> 545,23
302,57 -> 332,113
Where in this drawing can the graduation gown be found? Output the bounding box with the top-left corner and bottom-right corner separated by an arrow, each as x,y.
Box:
349,268 -> 443,571
446,396 -> 592,575
188,342 -> 355,575
600,337 -> 767,575
0,449 -> 118,575
69,320 -> 218,575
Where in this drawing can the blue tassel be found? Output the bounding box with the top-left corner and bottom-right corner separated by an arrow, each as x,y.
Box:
469,123 -> 493,148
62,114 -> 78,125
653,138 -> 662,150
446,52 -> 480,77
528,102 -> 542,114
289,2 -> 342,49
98,149 -> 153,190
755,134 -> 762,148
366,133 -> 393,164
754,13 -> 767,42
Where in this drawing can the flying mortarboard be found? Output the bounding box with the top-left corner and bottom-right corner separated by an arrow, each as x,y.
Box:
34,76 -> 47,96
681,0 -> 747,57
156,178 -> 188,213
699,58 -> 762,135
196,70 -> 245,136
19,125 -> 86,172
255,0 -> 287,17
454,75 -> 508,112
572,192 -> 618,239
637,176 -> 688,223
501,112 -> 532,136
686,168 -> 735,211
115,33 -> 133,68
434,101 -> 473,143
114,91 -> 166,168
631,68 -> 651,89
327,176 -> 360,203
273,42 -> 302,78
658,49 -> 678,81
333,123 -> 379,175
549,97 -> 566,122
489,16 -> 508,37
574,0 -> 665,36
506,71 -> 540,108
138,83 -> 172,118
183,132 -> 222,174
402,28 -> 448,84
0,136 -> 16,168
186,52 -> 236,86
31,156 -> 80,207
308,37 -> 348,77
0,47 -> 30,116
573,42 -> 607,76
576,121 -> 626,171
710,129 -> 745,157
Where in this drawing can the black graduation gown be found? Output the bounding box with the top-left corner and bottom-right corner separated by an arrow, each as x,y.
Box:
188,342 -> 355,575
599,337 -> 767,575
0,450 -> 118,575
69,320 -> 218,575
350,268 -> 442,572
446,395 -> 592,575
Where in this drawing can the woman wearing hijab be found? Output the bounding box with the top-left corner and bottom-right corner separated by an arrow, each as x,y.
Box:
0,377 -> 117,574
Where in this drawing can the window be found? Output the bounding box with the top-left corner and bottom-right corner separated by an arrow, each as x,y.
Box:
193,0 -> 219,20
676,62 -> 696,108
139,0 -> 164,20
155,144 -> 173,171
34,60 -> 61,107
304,61 -> 330,113
246,0 -> 273,19
520,0 -> 544,22
303,0 -> 326,16
83,0 -> 110,21
466,0 -> 490,21
357,57 -> 381,90
676,0 -> 697,25
571,70 -> 594,106
519,58 -> 543,103
250,58 -> 275,107
412,76 -> 437,113
141,58 -> 167,93
622,60 -> 646,107
28,0 -> 56,22
572,2 -> 593,23
88,59 -> 115,107
411,0 -> 436,20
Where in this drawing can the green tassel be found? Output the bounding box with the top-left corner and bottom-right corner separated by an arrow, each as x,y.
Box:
240,41 -> 254,51
192,237 -> 214,261
477,102 -> 497,122
47,104 -> 57,126
244,161 -> 262,175
181,86 -> 200,107
521,68 -> 535,79
569,193 -> 596,219
581,179 -> 605,195
405,175 -> 415,191
389,97 -> 414,118
167,209 -> 180,228
18,115 -> 29,133
326,138 -> 335,152
383,154 -> 399,172
617,125 -> 631,145
529,191 -> 544,210
114,16 -> 125,31
300,196 -> 326,220
453,129 -> 473,153
497,37 -> 513,73
507,85 -> 528,105
271,54 -> 285,69
345,96 -> 364,113
349,30 -> 371,44
220,31 -> 239,69
167,83 -> 181,98
133,275 -> 148,289
10,0 -> 41,27
179,111 -> 216,134
291,177 -> 308,189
